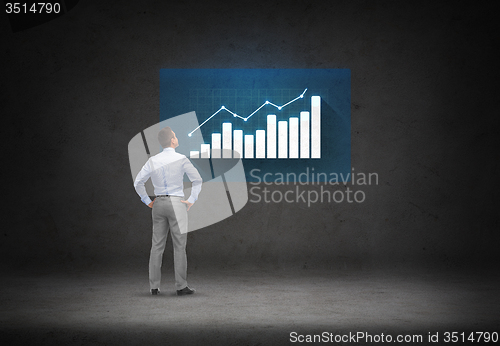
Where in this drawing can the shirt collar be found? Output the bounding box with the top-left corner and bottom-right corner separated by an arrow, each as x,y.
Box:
163,147 -> 175,152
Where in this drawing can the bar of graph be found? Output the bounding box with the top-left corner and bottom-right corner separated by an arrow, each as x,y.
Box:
278,121 -> 287,158
233,130 -> 243,159
245,135 -> 254,158
201,144 -> 210,158
256,130 -> 265,158
222,123 -> 232,158
311,96 -> 321,158
212,133 -> 221,158
267,114 -> 276,158
289,117 -> 299,159
300,111 -> 310,159
191,96 -> 321,159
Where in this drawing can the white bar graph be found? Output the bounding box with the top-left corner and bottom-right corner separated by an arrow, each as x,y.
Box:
267,114 -> 276,159
311,96 -> 321,158
256,130 -> 266,158
201,144 -> 210,158
190,96 -> 321,160
289,117 -> 298,158
278,121 -> 287,159
300,111 -> 310,159
222,122 -> 232,158
233,130 -> 243,159
245,135 -> 254,158
212,133 -> 221,158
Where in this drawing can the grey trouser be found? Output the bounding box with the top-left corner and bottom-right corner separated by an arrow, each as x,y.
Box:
149,196 -> 188,290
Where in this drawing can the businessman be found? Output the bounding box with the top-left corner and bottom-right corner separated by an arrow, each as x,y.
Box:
134,126 -> 202,296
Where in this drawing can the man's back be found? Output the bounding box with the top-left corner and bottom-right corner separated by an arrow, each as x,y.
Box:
134,147 -> 202,206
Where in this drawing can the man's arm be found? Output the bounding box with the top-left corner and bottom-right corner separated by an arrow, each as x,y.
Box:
181,157 -> 202,210
134,159 -> 153,207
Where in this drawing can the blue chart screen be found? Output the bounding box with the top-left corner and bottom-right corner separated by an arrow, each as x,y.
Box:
160,69 -> 351,182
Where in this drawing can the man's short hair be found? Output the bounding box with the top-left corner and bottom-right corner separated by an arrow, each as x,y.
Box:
158,126 -> 174,148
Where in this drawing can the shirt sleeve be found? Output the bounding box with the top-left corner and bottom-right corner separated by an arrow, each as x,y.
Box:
183,157 -> 203,204
134,159 -> 153,206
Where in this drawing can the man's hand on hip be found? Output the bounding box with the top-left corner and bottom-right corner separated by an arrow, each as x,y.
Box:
148,199 -> 155,208
181,200 -> 193,211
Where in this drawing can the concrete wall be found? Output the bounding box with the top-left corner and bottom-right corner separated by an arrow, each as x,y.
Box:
1,1 -> 498,272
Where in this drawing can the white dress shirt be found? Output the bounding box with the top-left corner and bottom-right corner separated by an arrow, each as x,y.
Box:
134,147 -> 202,206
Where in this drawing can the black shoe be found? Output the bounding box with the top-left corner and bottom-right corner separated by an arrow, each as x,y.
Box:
177,286 -> 195,296
151,288 -> 160,295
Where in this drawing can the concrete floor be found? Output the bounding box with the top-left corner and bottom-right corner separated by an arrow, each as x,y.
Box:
1,267 -> 499,345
